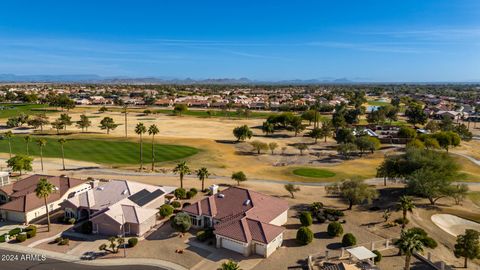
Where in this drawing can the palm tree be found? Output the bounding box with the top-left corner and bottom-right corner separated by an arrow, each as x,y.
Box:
396,229 -> 424,270
4,131 -> 13,158
148,124 -> 159,171
24,135 -> 32,155
196,167 -> 210,191
173,161 -> 190,189
220,260 -> 242,270
58,138 -> 67,170
135,123 -> 147,170
398,196 -> 415,230
122,105 -> 128,138
36,139 -> 47,172
35,178 -> 55,232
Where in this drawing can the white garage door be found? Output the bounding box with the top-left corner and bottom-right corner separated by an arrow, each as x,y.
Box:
221,238 -> 245,254
255,243 -> 266,256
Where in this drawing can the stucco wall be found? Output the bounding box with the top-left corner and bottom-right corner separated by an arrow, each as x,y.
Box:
269,210 -> 288,226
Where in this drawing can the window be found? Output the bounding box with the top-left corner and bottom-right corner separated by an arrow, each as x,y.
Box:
49,204 -> 53,210
0,194 -> 6,201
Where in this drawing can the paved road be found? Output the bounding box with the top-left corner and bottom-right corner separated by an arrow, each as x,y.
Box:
0,250 -> 165,270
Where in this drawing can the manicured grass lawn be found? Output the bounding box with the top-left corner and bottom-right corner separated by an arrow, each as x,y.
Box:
292,167 -> 337,178
0,104 -> 58,118
153,109 -> 275,119
452,155 -> 480,182
367,100 -> 390,106
468,192 -> 480,207
0,136 -> 199,165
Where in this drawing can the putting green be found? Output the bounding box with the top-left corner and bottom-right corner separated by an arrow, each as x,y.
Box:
293,168 -> 337,178
0,136 -> 199,165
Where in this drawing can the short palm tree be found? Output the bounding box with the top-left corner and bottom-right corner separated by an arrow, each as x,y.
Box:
35,178 -> 56,232
396,229 -> 424,270
24,135 -> 32,155
58,138 -> 67,170
219,260 -> 242,270
173,161 -> 190,189
398,196 -> 415,230
4,131 -> 13,158
148,124 -> 159,171
36,139 -> 47,172
135,123 -> 147,170
196,167 -> 210,191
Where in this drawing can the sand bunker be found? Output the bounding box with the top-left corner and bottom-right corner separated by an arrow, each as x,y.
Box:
431,214 -> 480,237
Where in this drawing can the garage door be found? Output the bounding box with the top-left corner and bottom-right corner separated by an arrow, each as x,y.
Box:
221,238 -> 245,254
255,243 -> 266,256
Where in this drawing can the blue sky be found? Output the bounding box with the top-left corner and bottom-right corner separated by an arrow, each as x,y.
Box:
0,0 -> 479,82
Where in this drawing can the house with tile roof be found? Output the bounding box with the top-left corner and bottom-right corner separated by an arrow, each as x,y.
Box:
183,186 -> 289,257
0,174 -> 90,224
61,179 -> 175,237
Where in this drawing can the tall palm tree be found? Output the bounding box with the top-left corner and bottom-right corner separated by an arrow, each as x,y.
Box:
173,161 -> 190,189
398,196 -> 415,230
4,131 -> 13,158
36,139 -> 47,172
196,167 -> 210,191
396,229 -> 424,270
148,124 -> 159,171
24,135 -> 32,155
122,105 -> 128,138
35,178 -> 55,232
58,138 -> 67,170
135,123 -> 147,170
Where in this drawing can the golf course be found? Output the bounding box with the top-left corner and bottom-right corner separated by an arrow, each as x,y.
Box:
0,135 -> 199,165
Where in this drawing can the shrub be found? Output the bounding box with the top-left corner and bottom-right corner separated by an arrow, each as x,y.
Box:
0,234 -> 5,243
99,243 -> 107,251
190,188 -> 198,195
8,228 -> 21,236
323,208 -> 345,217
196,230 -> 214,242
186,191 -> 196,199
80,221 -> 93,234
171,213 -> 192,233
25,225 -> 37,238
372,250 -> 382,263
394,217 -> 409,226
26,230 -> 36,239
16,233 -> 27,242
171,201 -> 181,209
59,238 -> 69,246
174,188 -> 187,199
68,218 -> 76,225
422,236 -> 438,249
311,202 -> 324,212
159,204 -> 174,218
341,233 -> 357,247
299,211 -> 313,227
296,226 -> 313,245
327,222 -> 343,237
54,237 -> 63,243
128,237 -> 138,247
316,214 -> 326,224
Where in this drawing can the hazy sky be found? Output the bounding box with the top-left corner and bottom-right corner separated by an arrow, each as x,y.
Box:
0,0 -> 479,82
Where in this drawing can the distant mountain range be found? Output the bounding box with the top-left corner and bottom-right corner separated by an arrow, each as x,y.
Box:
0,74 -> 478,85
0,74 -> 359,84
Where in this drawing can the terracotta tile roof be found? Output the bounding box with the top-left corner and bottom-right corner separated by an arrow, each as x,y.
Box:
0,174 -> 85,213
183,187 -> 288,244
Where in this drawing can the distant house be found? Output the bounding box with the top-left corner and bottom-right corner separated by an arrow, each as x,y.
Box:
183,186 -> 288,257
61,180 -> 175,237
0,174 -> 89,223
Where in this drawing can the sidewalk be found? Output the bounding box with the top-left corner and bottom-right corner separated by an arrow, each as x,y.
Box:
0,242 -> 188,270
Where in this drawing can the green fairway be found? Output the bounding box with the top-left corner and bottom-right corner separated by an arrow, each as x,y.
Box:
292,168 -> 337,178
0,136 -> 199,165
0,104 -> 58,118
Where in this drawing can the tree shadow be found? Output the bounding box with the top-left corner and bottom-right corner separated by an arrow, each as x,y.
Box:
314,231 -> 331,239
326,242 -> 343,250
